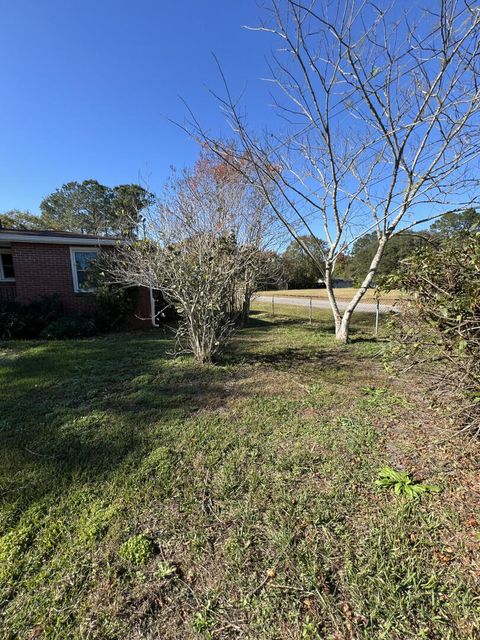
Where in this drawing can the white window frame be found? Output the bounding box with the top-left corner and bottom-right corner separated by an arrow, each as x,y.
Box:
70,247 -> 99,293
0,249 -> 15,282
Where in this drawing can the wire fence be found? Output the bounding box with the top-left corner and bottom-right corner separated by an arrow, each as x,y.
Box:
253,294 -> 403,336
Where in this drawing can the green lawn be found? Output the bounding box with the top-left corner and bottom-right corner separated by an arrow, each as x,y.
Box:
0,313 -> 478,639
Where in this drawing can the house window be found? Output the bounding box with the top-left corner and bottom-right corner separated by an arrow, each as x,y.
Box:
70,248 -> 99,292
0,251 -> 15,281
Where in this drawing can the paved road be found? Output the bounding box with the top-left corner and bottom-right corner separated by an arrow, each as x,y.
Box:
255,295 -> 399,314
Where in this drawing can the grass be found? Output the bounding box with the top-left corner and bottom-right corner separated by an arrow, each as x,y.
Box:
256,288 -> 403,302
0,314 -> 479,639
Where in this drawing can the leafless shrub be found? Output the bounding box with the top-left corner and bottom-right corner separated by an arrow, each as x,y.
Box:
108,151 -> 281,363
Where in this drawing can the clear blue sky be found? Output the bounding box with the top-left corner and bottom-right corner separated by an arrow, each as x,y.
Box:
0,0 -> 274,214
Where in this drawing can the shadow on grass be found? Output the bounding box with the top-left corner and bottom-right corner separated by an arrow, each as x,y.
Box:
0,332 -> 238,513
225,346 -> 361,373
348,335 -> 388,344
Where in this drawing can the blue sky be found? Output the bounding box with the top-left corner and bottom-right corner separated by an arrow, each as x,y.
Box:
0,0 -> 274,214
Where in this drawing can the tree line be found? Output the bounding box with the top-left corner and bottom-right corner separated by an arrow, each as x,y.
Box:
0,180 -> 155,237
280,208 -> 480,289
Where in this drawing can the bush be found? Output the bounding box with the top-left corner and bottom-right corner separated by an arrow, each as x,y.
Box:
94,283 -> 138,332
20,295 -> 64,338
40,316 -> 96,340
0,295 -> 63,340
383,230 -> 480,435
0,303 -> 22,340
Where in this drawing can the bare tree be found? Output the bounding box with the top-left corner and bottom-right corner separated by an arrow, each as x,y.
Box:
108,151 -> 279,363
186,0 -> 480,342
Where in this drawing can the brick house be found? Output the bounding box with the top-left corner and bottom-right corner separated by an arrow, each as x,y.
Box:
0,228 -> 155,328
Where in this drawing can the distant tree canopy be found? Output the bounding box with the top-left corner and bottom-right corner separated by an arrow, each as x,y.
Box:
344,208 -> 480,285
0,210 -> 41,230
40,181 -> 111,234
1,182 -> 155,236
430,207 -> 480,236
39,181 -> 155,236
279,232 -> 427,289
346,233 -> 426,285
110,184 -> 156,236
282,236 -> 328,289
250,208 -> 480,291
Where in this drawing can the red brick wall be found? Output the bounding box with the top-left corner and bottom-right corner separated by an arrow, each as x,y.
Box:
0,281 -> 17,303
9,242 -> 153,328
129,286 -> 154,329
11,242 -> 96,315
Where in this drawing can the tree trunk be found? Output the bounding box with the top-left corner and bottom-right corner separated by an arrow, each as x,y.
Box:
334,235 -> 389,343
240,291 -> 251,328
324,260 -> 342,334
336,309 -> 354,343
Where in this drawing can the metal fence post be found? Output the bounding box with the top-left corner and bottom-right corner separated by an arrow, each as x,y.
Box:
374,299 -> 380,336
272,295 -> 275,318
309,297 -> 312,324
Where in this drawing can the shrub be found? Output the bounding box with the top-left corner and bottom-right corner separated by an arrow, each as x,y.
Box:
20,295 -> 63,338
40,316 -> 96,340
92,265 -> 177,330
152,289 -> 178,323
0,303 -> 22,340
94,282 -> 138,332
383,230 -> 480,435
0,295 -> 63,340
